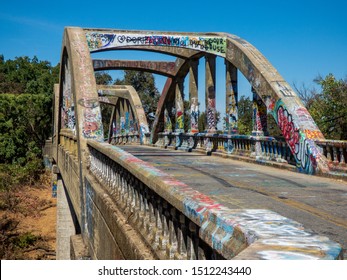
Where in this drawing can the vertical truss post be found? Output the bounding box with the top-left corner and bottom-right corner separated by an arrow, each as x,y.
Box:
252,87 -> 268,136
108,106 -> 116,143
189,59 -> 199,134
205,54 -> 217,133
225,60 -> 238,134
175,78 -> 185,133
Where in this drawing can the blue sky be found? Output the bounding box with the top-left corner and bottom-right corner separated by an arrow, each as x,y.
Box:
1,0 -> 346,114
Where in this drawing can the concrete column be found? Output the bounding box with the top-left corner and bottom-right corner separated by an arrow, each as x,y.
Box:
205,54 -> 216,133
189,59 -> 199,133
56,179 -> 76,260
115,101 -> 121,136
124,101 -> 130,134
164,108 -> 172,132
119,99 -> 126,135
225,60 -> 238,134
252,88 -> 268,136
128,102 -> 135,134
108,106 -> 115,143
175,78 -> 185,133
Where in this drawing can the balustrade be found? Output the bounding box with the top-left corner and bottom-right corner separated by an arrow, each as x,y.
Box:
153,133 -> 295,165
87,141 -> 225,260
316,140 -> 347,171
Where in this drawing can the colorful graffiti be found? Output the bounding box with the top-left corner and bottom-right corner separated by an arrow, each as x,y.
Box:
70,31 -> 104,140
139,123 -> 149,144
86,32 -> 227,56
175,89 -> 184,132
190,98 -> 199,133
61,58 -> 76,131
273,100 -> 319,173
252,91 -> 268,134
207,86 -> 216,131
164,108 -> 172,132
304,129 -> 324,140
82,109 -> 102,138
52,180 -> 57,198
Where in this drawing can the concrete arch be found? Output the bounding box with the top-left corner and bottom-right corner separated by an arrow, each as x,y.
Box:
97,85 -> 150,144
64,27 -> 329,174
58,27 -> 104,231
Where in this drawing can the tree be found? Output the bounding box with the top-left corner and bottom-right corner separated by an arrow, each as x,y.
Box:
237,95 -> 253,135
295,74 -> 347,140
95,71 -> 113,85
0,55 -> 59,169
0,56 -> 59,95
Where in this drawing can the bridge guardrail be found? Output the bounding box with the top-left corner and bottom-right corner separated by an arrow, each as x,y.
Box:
316,140 -> 347,172
86,139 -> 343,260
155,132 -> 296,164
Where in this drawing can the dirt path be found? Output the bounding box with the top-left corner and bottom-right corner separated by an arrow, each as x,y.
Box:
0,172 -> 56,260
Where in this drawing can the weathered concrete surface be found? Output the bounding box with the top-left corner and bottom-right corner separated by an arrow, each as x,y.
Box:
56,179 -> 76,260
70,234 -> 89,260
120,145 -> 347,258
84,173 -> 157,260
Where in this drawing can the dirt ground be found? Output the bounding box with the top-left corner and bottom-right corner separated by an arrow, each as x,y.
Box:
0,171 -> 57,260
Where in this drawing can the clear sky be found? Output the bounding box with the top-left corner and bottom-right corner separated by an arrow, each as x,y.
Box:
1,0 -> 346,112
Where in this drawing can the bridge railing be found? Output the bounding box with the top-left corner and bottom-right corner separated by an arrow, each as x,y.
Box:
316,140 -> 347,171
110,132 -> 141,145
57,129 -> 82,220
87,140 -> 225,259
155,132 -> 295,164
85,139 -> 342,260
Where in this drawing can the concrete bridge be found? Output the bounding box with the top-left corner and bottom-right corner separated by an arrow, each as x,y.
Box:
48,27 -> 347,260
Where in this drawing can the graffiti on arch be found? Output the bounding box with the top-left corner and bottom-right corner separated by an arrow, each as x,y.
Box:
61,58 -> 76,131
273,100 -> 322,174
85,32 -> 227,56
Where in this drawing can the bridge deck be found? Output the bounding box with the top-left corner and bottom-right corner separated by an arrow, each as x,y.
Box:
120,145 -> 347,255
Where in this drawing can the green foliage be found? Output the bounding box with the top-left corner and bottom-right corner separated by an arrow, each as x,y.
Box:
0,55 -> 59,190
0,94 -> 52,165
13,232 -> 38,249
0,55 -> 59,95
95,71 -> 113,85
295,74 -> 347,140
237,95 -> 253,135
309,74 -> 347,140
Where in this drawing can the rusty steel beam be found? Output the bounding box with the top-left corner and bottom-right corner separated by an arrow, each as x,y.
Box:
93,59 -> 179,77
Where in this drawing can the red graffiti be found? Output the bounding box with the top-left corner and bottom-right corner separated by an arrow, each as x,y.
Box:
277,106 -> 300,153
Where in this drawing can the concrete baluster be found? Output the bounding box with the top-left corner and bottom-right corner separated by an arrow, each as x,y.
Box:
176,214 -> 188,259
187,222 -> 198,260
340,147 -> 346,166
146,192 -> 154,235
159,202 -> 169,250
333,146 -> 339,165
326,146 -> 333,162
166,208 -> 178,259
